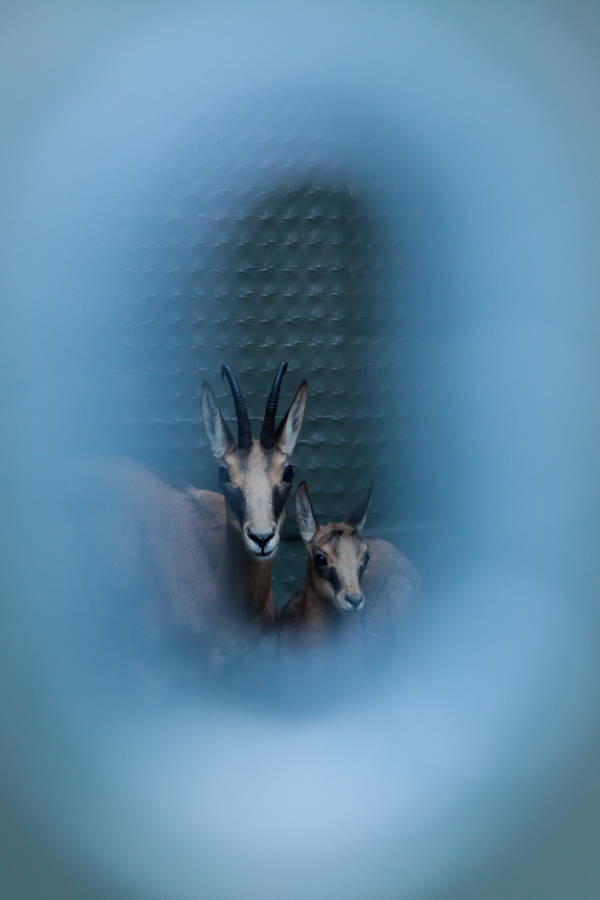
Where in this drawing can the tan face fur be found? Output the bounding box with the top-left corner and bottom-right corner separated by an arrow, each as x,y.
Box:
217,442 -> 296,557
295,481 -> 372,613
202,370 -> 307,559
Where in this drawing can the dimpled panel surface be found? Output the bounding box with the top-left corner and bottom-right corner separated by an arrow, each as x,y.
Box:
82,99 -> 438,602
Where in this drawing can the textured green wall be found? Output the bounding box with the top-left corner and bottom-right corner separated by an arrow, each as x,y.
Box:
85,170 -> 431,602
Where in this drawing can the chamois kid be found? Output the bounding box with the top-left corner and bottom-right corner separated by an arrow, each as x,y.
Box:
69,364 -> 307,668
279,481 -> 421,676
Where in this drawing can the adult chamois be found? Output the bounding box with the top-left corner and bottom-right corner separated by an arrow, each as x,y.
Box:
198,362 -> 308,627
278,481 -> 421,691
68,364 -> 307,669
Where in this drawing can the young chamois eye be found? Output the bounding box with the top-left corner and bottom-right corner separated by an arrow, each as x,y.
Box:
218,466 -> 230,484
283,464 -> 294,483
313,552 -> 327,568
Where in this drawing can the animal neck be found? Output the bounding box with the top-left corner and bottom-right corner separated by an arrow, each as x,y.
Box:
225,516 -> 276,625
299,563 -> 339,630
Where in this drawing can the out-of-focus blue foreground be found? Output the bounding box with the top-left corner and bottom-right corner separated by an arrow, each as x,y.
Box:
1,3 -> 600,900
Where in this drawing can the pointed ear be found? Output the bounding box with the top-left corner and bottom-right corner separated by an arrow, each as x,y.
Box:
295,481 -> 318,544
201,382 -> 234,459
345,480 -> 373,531
274,379 -> 307,457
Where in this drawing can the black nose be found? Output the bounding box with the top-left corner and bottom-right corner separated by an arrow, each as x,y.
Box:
344,593 -> 363,609
247,530 -> 275,550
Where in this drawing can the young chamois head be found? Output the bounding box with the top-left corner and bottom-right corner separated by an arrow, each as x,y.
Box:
201,363 -> 307,560
295,481 -> 373,613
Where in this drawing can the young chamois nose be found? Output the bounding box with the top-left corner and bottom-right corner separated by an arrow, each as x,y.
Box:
247,530 -> 276,554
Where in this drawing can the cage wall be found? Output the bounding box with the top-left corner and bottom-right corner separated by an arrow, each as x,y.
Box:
69,96 -> 449,601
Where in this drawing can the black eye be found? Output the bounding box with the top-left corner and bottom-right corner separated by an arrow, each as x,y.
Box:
218,466 -> 230,484
314,552 -> 327,568
283,465 -> 294,483
364,551 -> 370,567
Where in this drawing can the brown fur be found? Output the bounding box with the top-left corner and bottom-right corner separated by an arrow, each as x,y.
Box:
200,373 -> 307,561
280,533 -> 421,641
280,522 -> 366,636
279,484 -> 423,675
66,456 -> 277,666
64,370 -> 307,671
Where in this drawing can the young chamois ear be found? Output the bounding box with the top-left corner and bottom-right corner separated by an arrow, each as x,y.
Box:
345,480 -> 373,532
295,481 -> 319,543
201,380 -> 235,460
274,379 -> 308,457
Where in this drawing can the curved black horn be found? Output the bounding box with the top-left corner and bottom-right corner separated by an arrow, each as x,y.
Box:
260,362 -> 288,450
221,365 -> 252,449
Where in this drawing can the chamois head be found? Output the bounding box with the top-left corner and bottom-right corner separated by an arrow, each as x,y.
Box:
295,481 -> 373,613
201,363 -> 307,559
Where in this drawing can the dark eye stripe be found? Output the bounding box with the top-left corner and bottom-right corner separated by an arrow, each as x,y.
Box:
272,484 -> 289,520
326,568 -> 342,592
222,484 -> 246,526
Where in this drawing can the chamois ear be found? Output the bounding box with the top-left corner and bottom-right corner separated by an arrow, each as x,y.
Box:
201,382 -> 234,459
345,480 -> 373,531
274,379 -> 307,457
295,481 -> 318,544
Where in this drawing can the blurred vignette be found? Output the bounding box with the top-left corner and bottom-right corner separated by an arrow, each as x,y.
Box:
1,2 -> 600,900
